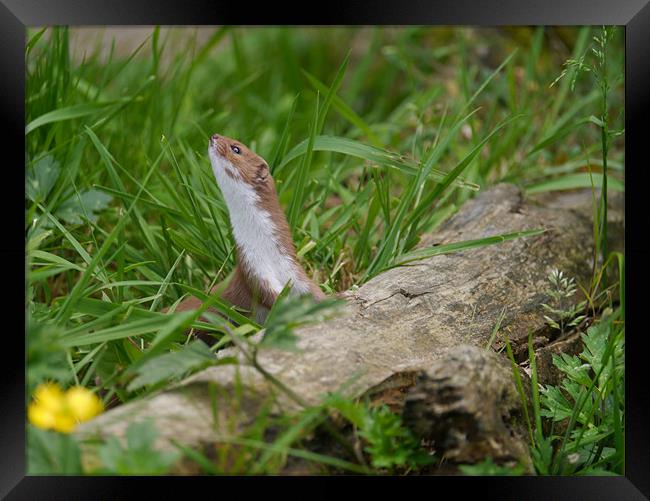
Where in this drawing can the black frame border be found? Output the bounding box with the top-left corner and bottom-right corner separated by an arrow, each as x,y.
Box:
3,1 -> 649,498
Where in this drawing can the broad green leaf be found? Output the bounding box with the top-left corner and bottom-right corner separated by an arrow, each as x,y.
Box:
262,295 -> 344,352
55,189 -> 113,225
26,155 -> 61,202
95,420 -> 180,474
126,340 -> 223,391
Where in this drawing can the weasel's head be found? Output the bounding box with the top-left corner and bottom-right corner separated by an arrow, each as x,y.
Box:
208,133 -> 270,189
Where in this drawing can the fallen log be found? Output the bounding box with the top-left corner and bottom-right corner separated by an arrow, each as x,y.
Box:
76,183 -> 624,472
401,344 -> 533,470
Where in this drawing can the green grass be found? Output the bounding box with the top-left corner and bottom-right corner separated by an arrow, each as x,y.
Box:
25,26 -> 624,475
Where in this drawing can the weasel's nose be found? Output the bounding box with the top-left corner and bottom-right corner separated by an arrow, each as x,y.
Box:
210,134 -> 220,143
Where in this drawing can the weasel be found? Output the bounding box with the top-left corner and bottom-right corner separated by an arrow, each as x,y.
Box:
172,133 -> 325,324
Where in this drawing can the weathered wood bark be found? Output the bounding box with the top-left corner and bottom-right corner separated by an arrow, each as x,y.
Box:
76,184 -> 623,472
401,345 -> 532,468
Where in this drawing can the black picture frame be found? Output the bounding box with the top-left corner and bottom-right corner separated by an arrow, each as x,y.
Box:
3,1 -> 649,498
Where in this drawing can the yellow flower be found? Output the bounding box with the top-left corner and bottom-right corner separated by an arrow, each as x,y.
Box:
33,382 -> 64,413
52,413 -> 77,433
27,402 -> 57,430
65,386 -> 104,422
28,382 -> 104,434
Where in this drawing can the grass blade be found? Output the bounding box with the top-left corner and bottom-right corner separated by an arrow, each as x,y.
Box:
278,135 -> 480,190
525,173 -> 624,194
303,69 -> 383,147
54,146 -> 164,325
388,228 -> 546,270
26,101 -> 123,135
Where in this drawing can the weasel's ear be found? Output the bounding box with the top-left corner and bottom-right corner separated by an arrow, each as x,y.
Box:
255,163 -> 268,182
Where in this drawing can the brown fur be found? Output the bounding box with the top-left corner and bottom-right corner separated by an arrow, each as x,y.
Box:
169,134 -> 325,330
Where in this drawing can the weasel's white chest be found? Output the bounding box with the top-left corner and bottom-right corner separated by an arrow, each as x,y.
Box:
210,153 -> 310,296
229,199 -> 308,295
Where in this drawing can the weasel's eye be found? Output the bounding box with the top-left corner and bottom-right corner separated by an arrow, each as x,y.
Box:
230,145 -> 241,154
